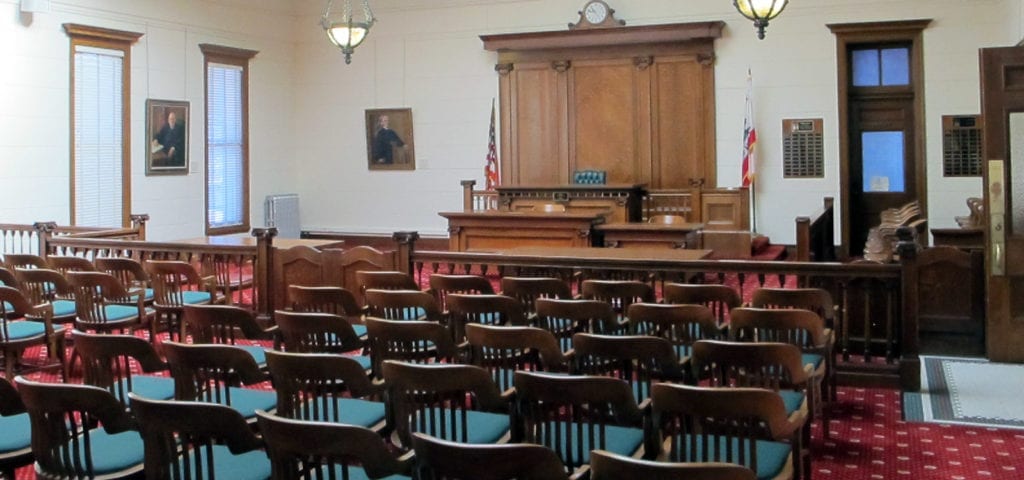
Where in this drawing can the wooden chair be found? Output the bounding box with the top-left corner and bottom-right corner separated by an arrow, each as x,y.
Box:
589,450 -> 756,480
95,257 -> 153,304
15,267 -> 77,328
571,332 -> 687,401
690,340 -> 814,479
0,286 -> 65,380
200,253 -> 253,306
0,376 -> 32,479
145,260 -> 222,341
663,283 -> 742,330
382,360 -> 512,449
364,318 -> 458,376
412,432 -> 575,480
257,410 -> 414,480
499,276 -> 573,319
72,330 -> 175,408
534,298 -> 623,351
356,270 -> 419,294
3,254 -> 48,271
446,293 -> 527,345
264,350 -> 386,430
364,289 -> 444,321
129,394 -> 270,480
581,279 -> 654,327
628,303 -> 721,360
428,274 -> 495,315
650,383 -> 797,480
273,310 -> 371,372
16,376 -> 145,479
750,288 -> 837,329
464,323 -> 569,392
183,304 -> 276,367
67,271 -> 150,339
288,285 -> 365,337
160,341 -> 276,423
47,255 -> 96,277
513,371 -> 649,476
0,267 -> 18,290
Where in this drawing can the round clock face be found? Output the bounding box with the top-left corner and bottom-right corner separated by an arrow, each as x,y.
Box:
584,2 -> 608,24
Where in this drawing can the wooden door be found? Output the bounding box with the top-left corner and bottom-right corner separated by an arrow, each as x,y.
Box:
980,46 -> 1024,362
848,95 -> 917,256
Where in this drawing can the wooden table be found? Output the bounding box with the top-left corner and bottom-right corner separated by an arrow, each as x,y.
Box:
439,211 -> 606,252
175,236 -> 345,250
596,222 -> 704,249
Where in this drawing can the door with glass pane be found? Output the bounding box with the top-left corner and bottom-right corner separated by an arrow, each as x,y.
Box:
980,46 -> 1024,362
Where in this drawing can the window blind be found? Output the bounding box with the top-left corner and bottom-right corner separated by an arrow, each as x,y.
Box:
74,45 -> 124,227
207,62 -> 245,229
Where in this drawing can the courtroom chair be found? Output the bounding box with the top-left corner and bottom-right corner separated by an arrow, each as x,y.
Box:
129,394 -> 270,480
499,276 -> 573,319
95,257 -> 154,304
200,253 -> 253,306
465,323 -> 569,392
145,260 -> 222,341
160,341 -> 277,423
412,432 -> 574,480
182,304 -> 276,368
663,282 -> 742,330
382,360 -> 513,449
589,450 -> 756,480
513,371 -> 648,476
533,203 -> 567,213
364,318 -> 457,376
580,279 -> 655,328
427,273 -> 495,316
571,332 -> 687,402
364,288 -> 443,322
356,270 -> 420,295
288,284 -> 366,336
0,286 -> 65,380
0,376 -> 32,479
264,350 -> 386,430
16,377 -> 145,479
446,293 -> 527,345
67,271 -> 150,339
572,169 -> 607,185
648,214 -> 689,225
691,340 -> 814,479
627,303 -> 721,360
257,410 -> 414,480
650,383 -> 797,480
47,255 -> 96,277
534,298 -> 623,351
3,254 -> 47,271
72,330 -> 175,408
13,267 -> 77,328
0,267 -> 18,290
273,310 -> 372,372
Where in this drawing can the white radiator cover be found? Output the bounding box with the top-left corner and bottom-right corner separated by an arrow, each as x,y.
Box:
264,194 -> 300,238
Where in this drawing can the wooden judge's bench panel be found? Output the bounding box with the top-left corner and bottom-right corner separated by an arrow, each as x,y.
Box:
439,211 -> 604,251
498,184 -> 645,224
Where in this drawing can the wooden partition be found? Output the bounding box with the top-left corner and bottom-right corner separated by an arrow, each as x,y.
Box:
796,197 -> 837,262
0,214 -> 149,256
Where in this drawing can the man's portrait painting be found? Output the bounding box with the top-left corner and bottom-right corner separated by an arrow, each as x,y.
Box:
366,108 -> 415,171
146,99 -> 189,175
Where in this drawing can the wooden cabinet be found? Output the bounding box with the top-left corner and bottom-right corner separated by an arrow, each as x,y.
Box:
483,22 -> 723,190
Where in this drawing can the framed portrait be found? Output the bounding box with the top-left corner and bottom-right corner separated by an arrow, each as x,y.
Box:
145,99 -> 189,175
366,108 -> 415,171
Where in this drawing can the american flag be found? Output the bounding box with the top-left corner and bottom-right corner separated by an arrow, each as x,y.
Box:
741,70 -> 757,188
485,100 -> 499,190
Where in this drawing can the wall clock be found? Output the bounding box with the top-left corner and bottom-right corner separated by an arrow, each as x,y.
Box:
569,0 -> 625,30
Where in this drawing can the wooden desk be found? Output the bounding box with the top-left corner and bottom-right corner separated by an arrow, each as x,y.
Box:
596,222 -> 704,249
175,236 -> 345,250
497,184 -> 646,223
439,211 -> 606,251
930,228 -> 983,250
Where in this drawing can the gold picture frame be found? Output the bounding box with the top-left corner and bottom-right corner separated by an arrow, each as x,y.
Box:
145,99 -> 190,175
366,108 -> 415,171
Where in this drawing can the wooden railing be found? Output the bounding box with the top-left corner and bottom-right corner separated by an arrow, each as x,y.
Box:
0,214 -> 149,256
461,180 -> 499,211
795,197 -> 836,262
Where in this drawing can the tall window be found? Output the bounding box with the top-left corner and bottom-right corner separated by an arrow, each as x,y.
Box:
65,24 -> 141,227
201,44 -> 257,235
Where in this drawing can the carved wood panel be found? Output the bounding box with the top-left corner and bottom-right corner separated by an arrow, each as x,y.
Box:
652,55 -> 714,188
569,58 -> 644,183
506,62 -> 567,185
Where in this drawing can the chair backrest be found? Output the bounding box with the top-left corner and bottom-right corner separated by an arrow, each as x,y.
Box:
499,277 -> 572,317
464,323 -> 568,391
0,267 -> 19,289
129,394 -> 264,480
13,267 -> 72,305
72,330 -> 169,407
365,318 -> 457,374
534,298 -> 620,351
356,270 -> 419,293
750,287 -> 835,326
3,254 -> 47,270
288,285 -> 361,318
428,274 -> 495,312
572,169 -> 607,184
663,283 -> 742,328
650,383 -> 794,475
145,260 -> 206,308
274,310 -> 363,354
589,450 -> 756,480
47,255 -> 96,277
160,341 -> 267,404
183,304 -> 268,346
383,360 -> 509,448
690,340 -> 810,390
513,371 -> 646,474
66,271 -> 137,328
0,376 -> 31,475
94,257 -> 150,290
446,294 -> 527,343
627,303 -> 720,346
729,307 -> 828,349
364,289 -> 442,321
571,332 -> 685,401
16,376 -> 143,479
257,410 -> 413,480
412,432 -> 570,480
264,350 -> 381,423
581,279 -> 654,322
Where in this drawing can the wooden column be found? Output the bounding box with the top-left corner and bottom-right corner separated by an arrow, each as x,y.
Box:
461,180 -> 477,212
898,226 -> 921,391
130,213 -> 150,240
251,227 -> 277,323
33,221 -> 57,257
392,231 -> 420,275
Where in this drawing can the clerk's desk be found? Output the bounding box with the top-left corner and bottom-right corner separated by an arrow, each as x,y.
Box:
439,211 -> 606,251
496,184 -> 646,224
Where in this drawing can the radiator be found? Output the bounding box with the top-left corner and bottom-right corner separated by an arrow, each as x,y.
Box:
264,194 -> 300,239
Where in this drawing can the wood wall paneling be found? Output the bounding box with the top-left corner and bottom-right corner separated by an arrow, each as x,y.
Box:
569,58 -> 642,183
504,62 -> 567,185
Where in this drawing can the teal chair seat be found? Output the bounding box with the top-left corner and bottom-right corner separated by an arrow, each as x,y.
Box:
557,424 -> 644,466
52,300 -> 76,317
802,353 -> 823,369
675,434 -> 791,480
352,355 -> 372,371
222,387 -> 277,420
113,376 -> 176,403
0,321 -> 47,341
72,428 -> 145,476
177,444 -> 271,480
0,412 -> 31,456
182,291 -> 212,305
236,345 -> 267,367
103,305 -> 140,321
300,398 -> 386,428
352,324 -> 367,337
412,410 -> 509,444
778,390 -> 806,416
